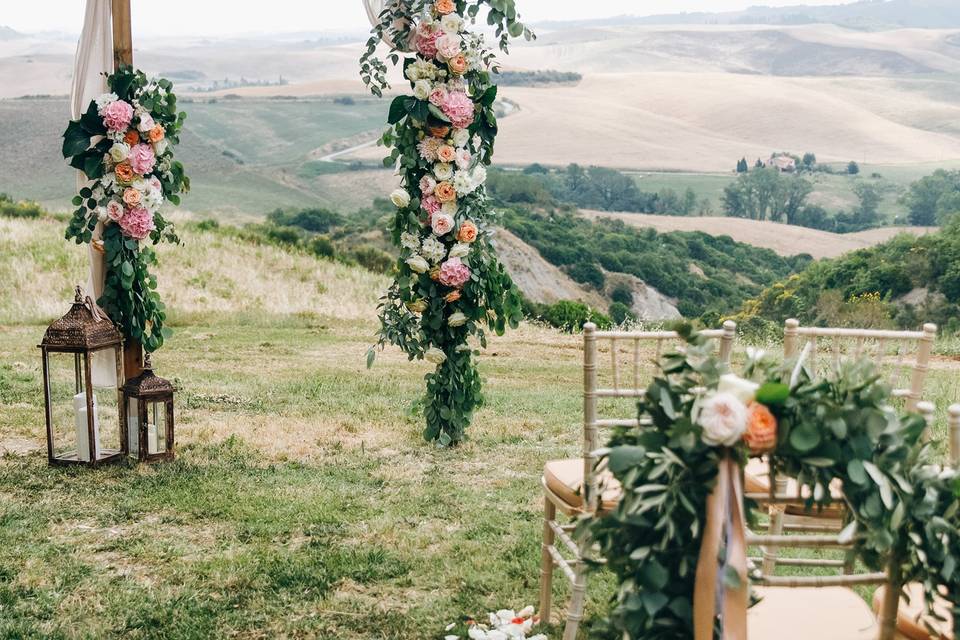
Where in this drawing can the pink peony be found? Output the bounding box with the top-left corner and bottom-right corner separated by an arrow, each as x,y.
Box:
106,200 -> 125,222
428,86 -> 448,107
422,195 -> 441,225
441,91 -> 475,129
128,144 -> 156,175
438,257 -> 471,288
118,206 -> 155,240
414,23 -> 440,58
101,100 -> 134,132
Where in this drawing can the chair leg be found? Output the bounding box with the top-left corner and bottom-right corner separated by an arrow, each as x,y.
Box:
540,498 -> 556,624
762,505 -> 785,575
563,561 -> 588,640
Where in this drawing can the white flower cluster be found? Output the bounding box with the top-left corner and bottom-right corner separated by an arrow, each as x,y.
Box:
445,606 -> 546,640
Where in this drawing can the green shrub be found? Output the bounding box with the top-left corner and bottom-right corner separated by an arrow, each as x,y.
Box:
534,300 -> 612,333
608,302 -> 636,325
610,283 -> 634,307
196,218 -> 220,231
567,262 -> 605,290
309,235 -> 336,259
0,193 -> 43,219
350,245 -> 394,274
267,207 -> 344,234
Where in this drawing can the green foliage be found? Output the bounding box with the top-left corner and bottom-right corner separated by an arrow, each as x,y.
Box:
848,160 -> 861,175
609,301 -> 636,325
267,207 -> 344,234
503,208 -> 808,318
734,221 -> 960,331
525,299 -> 612,333
0,193 -> 42,219
495,69 -> 581,86
61,66 -> 188,352
350,245 -> 394,274
611,283 -> 634,307
722,167 -> 812,225
584,330 -> 945,639
488,164 -> 660,213
902,169 -> 960,226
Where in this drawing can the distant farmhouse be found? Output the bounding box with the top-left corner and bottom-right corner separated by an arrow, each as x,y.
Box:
766,154 -> 797,172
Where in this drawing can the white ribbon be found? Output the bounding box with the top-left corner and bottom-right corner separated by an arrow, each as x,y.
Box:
72,0 -> 117,387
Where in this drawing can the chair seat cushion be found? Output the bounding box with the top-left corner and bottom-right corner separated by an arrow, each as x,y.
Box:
543,458 -> 621,512
750,586 -> 879,639
873,583 -> 953,640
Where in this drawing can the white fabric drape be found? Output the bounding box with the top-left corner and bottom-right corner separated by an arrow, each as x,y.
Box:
72,0 -> 116,386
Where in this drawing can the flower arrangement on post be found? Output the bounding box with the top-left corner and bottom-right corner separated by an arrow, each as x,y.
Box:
62,66 -> 188,352
361,1 -> 534,446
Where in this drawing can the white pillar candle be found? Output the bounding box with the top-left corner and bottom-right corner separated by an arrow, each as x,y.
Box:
147,422 -> 159,454
127,403 -> 140,455
73,392 -> 101,462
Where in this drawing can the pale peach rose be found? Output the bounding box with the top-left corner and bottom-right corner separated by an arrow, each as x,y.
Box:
457,220 -> 478,243
437,145 -> 457,163
123,129 -> 140,146
114,162 -> 135,183
743,402 -> 778,455
434,181 -> 457,203
445,290 -> 461,303
148,125 -> 165,143
449,54 -> 468,75
122,187 -> 142,207
429,266 -> 441,281
435,0 -> 455,15
428,124 -> 451,138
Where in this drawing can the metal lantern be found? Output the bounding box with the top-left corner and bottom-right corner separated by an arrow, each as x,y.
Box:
123,354 -> 175,463
39,286 -> 126,466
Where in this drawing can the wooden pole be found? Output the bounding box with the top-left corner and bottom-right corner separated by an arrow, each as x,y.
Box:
111,0 -> 142,380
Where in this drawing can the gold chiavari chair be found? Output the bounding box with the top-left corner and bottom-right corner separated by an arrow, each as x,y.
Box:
539,321 -> 737,640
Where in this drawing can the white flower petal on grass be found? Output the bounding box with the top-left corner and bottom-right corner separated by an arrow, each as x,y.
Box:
445,636 -> 459,640
467,628 -> 488,640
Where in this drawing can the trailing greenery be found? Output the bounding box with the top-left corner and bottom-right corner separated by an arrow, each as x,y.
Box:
733,219 -> 960,334
502,208 -> 810,318
583,328 -> 956,639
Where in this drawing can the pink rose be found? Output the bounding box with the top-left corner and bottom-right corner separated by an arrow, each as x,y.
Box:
441,91 -> 475,129
420,175 -> 437,196
106,200 -> 125,222
438,257 -> 471,288
148,176 -> 162,192
429,86 -> 448,107
431,212 -> 455,236
414,23 -> 440,58
436,33 -> 462,60
422,195 -> 442,216
138,113 -> 156,132
455,148 -> 472,170
118,206 -> 155,240
128,143 -> 156,175
101,100 -> 134,132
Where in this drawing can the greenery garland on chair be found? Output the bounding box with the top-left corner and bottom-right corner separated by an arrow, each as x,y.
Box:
62,66 -> 188,352
582,326 -> 960,639
360,0 -> 533,446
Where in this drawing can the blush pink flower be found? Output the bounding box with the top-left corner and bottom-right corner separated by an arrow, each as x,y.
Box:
417,137 -> 442,162
431,212 -> 455,236
118,206 -> 155,240
420,175 -> 437,196
422,195 -> 442,218
101,100 -> 134,132
414,23 -> 440,58
128,143 -> 156,175
106,200 -> 125,222
428,86 -> 449,107
441,91 -> 475,129
438,257 -> 471,288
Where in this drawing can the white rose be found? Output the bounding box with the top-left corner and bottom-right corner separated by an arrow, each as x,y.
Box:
425,348 -> 447,365
452,128 -> 470,148
153,139 -> 168,156
441,201 -> 458,216
472,165 -> 487,187
441,14 -> 464,34
434,163 -> 454,181
390,188 -> 411,208
138,113 -> 156,132
453,171 -> 474,196
109,143 -> 130,163
96,207 -> 109,223
455,148 -> 472,170
449,242 -> 470,258
448,312 -> 468,327
406,254 -> 429,273
717,374 -> 760,405
413,80 -> 432,101
699,392 -> 749,447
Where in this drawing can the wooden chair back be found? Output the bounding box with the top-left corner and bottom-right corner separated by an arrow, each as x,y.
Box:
582,321 -> 737,509
784,319 -> 937,412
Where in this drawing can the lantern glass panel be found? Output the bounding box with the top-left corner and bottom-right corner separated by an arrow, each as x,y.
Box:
45,348 -> 121,462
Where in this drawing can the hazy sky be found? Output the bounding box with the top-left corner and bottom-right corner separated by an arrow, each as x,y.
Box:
5,0 -> 860,36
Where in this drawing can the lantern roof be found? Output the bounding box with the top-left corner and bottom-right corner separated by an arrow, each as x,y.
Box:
40,286 -> 122,351
123,354 -> 175,397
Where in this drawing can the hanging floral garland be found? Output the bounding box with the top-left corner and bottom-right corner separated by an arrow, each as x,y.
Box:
62,66 -> 189,352
362,1 -> 534,446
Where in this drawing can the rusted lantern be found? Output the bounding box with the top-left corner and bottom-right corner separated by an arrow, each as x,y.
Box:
123,354 -> 175,462
39,286 -> 126,465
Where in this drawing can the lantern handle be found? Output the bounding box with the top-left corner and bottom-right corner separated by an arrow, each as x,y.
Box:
143,353 -> 153,370
74,285 -> 106,324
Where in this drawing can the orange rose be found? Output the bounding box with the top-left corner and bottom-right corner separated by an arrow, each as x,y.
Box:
743,402 -> 778,455
123,129 -> 140,146
457,220 -> 478,243
435,0 -> 455,14
429,266 -> 441,282
428,124 -> 451,138
449,54 -> 468,75
437,145 -> 456,163
445,290 -> 461,303
114,162 -> 134,183
435,181 -> 457,203
122,187 -> 142,207
148,125 -> 165,143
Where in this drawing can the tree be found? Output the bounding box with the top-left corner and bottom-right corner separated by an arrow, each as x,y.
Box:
852,181 -> 881,226
902,169 -> 960,226
655,188 -> 682,215
681,188 -> 698,216
847,161 -> 860,175
802,152 -> 817,170
722,167 -> 811,223
755,158 -> 765,169
736,158 -> 748,173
